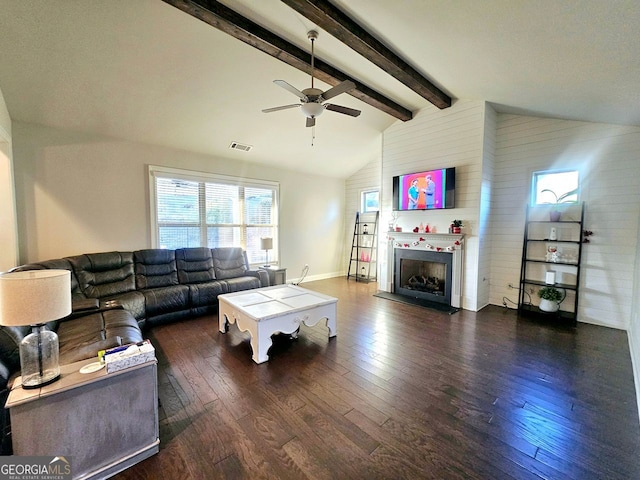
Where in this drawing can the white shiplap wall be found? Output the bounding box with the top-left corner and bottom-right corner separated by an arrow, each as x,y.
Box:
377,99 -> 487,310
343,151 -> 382,275
490,114 -> 640,329
476,104 -> 497,309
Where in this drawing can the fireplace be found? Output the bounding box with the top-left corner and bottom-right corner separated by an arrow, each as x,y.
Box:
394,249 -> 452,305
382,232 -> 464,308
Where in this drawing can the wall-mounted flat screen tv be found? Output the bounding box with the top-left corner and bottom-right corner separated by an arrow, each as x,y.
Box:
392,167 -> 455,211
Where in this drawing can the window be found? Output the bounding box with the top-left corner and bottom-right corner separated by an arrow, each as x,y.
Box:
150,166 -> 279,265
531,170 -> 579,205
361,189 -> 379,213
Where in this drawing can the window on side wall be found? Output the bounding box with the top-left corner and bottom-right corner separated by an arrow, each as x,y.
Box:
150,166 -> 279,266
361,189 -> 380,213
531,170 -> 579,206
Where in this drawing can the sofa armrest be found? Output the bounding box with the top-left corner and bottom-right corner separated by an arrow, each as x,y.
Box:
63,299 -> 125,324
72,298 -> 100,312
246,269 -> 269,287
59,336 -> 123,365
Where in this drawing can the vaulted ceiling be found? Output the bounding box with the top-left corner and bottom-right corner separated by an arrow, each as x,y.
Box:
1,1 -> 638,178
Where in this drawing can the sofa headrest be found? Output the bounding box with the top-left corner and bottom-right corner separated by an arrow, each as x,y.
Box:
134,249 -> 179,289
68,252 -> 136,298
10,258 -> 83,297
175,248 -> 215,284
212,247 -> 248,280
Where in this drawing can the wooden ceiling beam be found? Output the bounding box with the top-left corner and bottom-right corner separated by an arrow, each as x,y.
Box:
162,0 -> 413,121
280,0 -> 452,110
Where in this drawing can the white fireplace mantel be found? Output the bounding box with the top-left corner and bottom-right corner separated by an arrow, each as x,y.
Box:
382,232 -> 464,308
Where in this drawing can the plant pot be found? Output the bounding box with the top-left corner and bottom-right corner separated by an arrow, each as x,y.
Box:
550,210 -> 561,222
539,298 -> 560,313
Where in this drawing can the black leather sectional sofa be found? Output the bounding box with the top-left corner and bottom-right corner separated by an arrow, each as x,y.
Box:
0,246 -> 268,451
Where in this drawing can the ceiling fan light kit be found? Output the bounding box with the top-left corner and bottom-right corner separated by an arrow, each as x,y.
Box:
262,30 -> 361,129
301,102 -> 324,118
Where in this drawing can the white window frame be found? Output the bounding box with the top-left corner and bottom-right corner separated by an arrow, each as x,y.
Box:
531,169 -> 580,206
149,165 -> 279,266
361,188 -> 380,213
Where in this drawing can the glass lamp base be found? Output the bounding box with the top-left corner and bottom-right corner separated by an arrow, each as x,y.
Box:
21,371 -> 60,389
19,324 -> 61,389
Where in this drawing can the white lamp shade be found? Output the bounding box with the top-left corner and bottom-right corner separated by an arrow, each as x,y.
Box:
0,269 -> 72,327
260,237 -> 273,250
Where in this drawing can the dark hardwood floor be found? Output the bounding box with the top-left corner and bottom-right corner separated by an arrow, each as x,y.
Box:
114,277 -> 640,479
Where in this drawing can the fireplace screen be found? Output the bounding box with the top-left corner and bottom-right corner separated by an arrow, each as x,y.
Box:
400,259 -> 446,296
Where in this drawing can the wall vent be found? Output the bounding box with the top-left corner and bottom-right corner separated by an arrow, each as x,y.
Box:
229,141 -> 253,152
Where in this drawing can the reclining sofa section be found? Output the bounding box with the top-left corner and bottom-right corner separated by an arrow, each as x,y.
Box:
21,247 -> 268,328
0,247 -> 268,426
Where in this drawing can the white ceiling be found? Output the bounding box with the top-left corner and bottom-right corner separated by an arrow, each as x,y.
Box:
1,0 -> 638,178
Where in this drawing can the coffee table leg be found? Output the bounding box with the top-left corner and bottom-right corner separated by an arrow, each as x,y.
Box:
252,324 -> 272,364
323,304 -> 338,337
218,306 -> 229,333
326,315 -> 337,337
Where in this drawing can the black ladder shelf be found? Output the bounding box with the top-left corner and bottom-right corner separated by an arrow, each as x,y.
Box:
347,211 -> 379,283
517,202 -> 585,327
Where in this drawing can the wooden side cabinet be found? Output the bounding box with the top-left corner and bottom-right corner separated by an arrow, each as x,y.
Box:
6,357 -> 159,480
260,266 -> 287,286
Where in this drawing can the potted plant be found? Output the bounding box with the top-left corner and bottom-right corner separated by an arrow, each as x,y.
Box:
451,220 -> 463,234
541,188 -> 578,221
537,286 -> 564,313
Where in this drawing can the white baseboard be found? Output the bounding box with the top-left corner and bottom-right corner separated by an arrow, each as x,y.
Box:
288,271 -> 344,285
628,324 -> 640,424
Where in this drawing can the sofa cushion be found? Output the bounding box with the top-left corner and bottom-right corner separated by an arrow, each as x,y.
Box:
134,249 -> 179,289
188,281 -> 226,308
68,252 -> 136,298
140,285 -> 189,317
176,248 -> 215,284
212,247 -> 249,280
57,309 -> 143,365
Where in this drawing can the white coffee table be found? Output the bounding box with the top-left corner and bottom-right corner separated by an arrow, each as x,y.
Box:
218,284 -> 337,363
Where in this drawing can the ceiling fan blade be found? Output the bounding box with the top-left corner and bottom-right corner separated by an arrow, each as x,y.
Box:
321,80 -> 356,101
325,103 -> 361,117
306,117 -> 316,128
262,104 -> 301,113
274,80 -> 308,102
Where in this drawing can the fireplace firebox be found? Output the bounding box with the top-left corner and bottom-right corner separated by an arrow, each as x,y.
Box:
394,249 -> 453,305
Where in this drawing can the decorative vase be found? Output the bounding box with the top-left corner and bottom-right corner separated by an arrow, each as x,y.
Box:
550,210 -> 561,222
452,227 -> 461,234
539,298 -> 559,313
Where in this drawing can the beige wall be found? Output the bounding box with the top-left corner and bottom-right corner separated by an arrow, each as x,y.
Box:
11,122 -> 345,281
0,86 -> 18,272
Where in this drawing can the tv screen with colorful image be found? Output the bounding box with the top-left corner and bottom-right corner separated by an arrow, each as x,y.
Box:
392,167 -> 455,211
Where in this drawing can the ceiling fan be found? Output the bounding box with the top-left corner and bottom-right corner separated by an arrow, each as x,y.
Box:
262,30 -> 361,128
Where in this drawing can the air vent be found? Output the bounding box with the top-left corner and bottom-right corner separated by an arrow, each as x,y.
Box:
229,141 -> 253,152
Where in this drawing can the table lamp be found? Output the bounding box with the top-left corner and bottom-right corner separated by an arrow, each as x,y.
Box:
260,237 -> 273,267
0,269 -> 71,389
